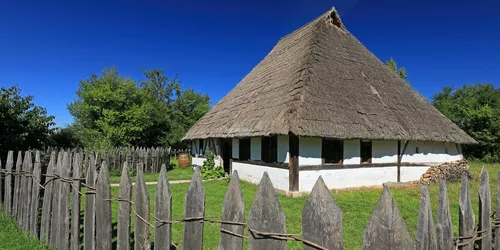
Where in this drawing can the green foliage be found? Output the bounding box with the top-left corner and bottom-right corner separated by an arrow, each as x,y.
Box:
68,67 -> 210,149
201,151 -> 224,179
49,125 -> 82,148
433,84 -> 500,162
385,57 -> 409,84
0,85 -> 55,156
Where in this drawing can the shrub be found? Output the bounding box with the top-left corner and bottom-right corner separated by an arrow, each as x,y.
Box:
201,152 -> 224,179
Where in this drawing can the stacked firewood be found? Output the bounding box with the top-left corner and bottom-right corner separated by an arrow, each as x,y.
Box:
420,160 -> 472,184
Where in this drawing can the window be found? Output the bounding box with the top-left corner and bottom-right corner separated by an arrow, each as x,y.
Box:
360,140 -> 372,164
322,139 -> 343,164
415,147 -> 420,154
261,136 -> 278,163
199,140 -> 204,154
239,138 -> 251,161
445,148 -> 448,154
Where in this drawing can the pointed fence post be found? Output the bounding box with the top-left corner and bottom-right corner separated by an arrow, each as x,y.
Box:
95,161 -> 112,250
496,170 -> 500,250
12,151 -> 22,219
30,151 -> 42,237
4,151 -> 13,216
0,159 -> 3,206
18,152 -> 28,226
50,151 -> 63,246
363,185 -> 414,250
155,164 -> 172,250
71,153 -> 82,250
40,152 -> 56,242
183,167 -> 205,250
22,151 -> 34,231
416,185 -> 437,250
478,170 -> 491,250
302,176 -> 343,250
57,152 -> 72,250
84,156 -> 97,250
219,171 -> 245,250
134,163 -> 150,250
117,161 -> 132,250
248,172 -> 286,250
437,181 -> 453,250
459,176 -> 475,250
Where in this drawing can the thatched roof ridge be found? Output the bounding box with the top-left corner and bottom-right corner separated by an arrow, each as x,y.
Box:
184,8 -> 476,144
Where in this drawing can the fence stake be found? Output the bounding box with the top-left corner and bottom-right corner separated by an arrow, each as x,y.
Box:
50,151 -> 63,246
478,170 -> 491,250
437,181 -> 453,250
248,172 -> 286,250
30,151 -> 42,237
363,185 -> 413,250
303,176 -> 343,250
183,167 -> 205,250
84,156 -> 97,250
40,152 -> 56,242
155,164 -> 172,250
117,161 -> 132,250
57,152 -> 72,249
4,151 -> 13,216
22,151 -> 33,231
71,153 -> 82,250
416,185 -> 437,250
95,161 -> 112,250
219,170 -> 244,250
12,151 -> 22,219
459,176 -> 475,250
134,163 -> 150,250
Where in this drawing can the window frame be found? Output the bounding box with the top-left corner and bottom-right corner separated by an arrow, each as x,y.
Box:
239,138 -> 251,161
360,140 -> 372,164
261,136 -> 278,163
322,139 -> 344,164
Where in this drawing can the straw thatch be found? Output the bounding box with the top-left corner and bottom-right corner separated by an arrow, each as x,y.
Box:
183,8 -> 476,144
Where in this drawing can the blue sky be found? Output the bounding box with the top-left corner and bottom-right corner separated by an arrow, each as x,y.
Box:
1,0 -> 499,126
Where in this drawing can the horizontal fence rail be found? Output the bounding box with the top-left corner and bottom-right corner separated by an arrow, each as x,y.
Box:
0,149 -> 498,249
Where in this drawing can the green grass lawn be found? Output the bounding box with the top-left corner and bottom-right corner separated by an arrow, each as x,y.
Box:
109,167 -> 193,184
0,207 -> 51,250
104,162 -> 500,249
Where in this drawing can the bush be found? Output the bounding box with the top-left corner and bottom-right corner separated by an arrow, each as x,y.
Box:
201,152 -> 224,179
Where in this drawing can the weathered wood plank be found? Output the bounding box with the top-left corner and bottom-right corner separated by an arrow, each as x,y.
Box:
0,159 -> 3,208
459,176 -> 475,250
4,151 -> 14,216
95,161 -> 112,250
134,163 -> 150,250
18,151 -> 30,226
57,152 -> 72,249
219,170 -> 244,250
12,151 -> 23,219
478,170 -> 491,250
416,185 -> 437,250
248,172 -> 286,250
71,153 -> 82,250
84,156 -> 97,250
117,161 -> 132,250
303,176 -> 343,250
40,152 -> 56,242
29,151 -> 42,237
154,164 -> 172,250
22,151 -> 33,231
363,185 -> 413,250
50,151 -> 63,246
437,181 -> 453,250
496,170 -> 500,250
183,166 -> 205,250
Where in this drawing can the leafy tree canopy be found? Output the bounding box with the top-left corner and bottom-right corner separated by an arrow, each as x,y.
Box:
385,57 -> 409,84
68,67 -> 210,149
432,84 -> 500,162
0,85 -> 55,155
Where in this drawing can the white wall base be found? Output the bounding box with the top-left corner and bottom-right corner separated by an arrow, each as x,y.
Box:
191,156 -> 221,167
232,162 -> 289,191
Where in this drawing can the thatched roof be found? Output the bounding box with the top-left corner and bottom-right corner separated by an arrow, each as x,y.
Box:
184,8 -> 476,144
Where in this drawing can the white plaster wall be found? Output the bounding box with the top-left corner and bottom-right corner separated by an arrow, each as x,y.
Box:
232,138 -> 239,159
251,137 -> 261,161
403,141 -> 462,163
299,137 -> 322,165
232,162 -> 289,191
277,135 -> 289,163
343,140 -> 361,164
372,140 -> 398,163
192,156 -> 221,167
299,166 -> 429,191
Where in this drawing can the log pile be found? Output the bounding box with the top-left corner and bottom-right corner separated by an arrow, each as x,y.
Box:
420,160 -> 472,184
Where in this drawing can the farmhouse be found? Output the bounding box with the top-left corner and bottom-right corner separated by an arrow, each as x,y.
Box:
183,8 -> 476,193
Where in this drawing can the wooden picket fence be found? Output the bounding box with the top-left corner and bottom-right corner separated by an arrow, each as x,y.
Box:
0,149 -> 499,249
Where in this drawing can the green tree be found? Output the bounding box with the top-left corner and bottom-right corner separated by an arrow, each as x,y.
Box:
0,85 -> 55,155
385,57 -> 409,84
68,68 -> 147,149
49,125 -> 82,149
432,84 -> 500,162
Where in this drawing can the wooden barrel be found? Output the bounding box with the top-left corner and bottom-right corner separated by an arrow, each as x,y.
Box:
178,153 -> 190,169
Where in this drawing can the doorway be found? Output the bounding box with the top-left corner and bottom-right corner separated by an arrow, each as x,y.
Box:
220,139 -> 232,173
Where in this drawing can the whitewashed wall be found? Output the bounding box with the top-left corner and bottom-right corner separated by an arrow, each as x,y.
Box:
251,137 -> 261,161
232,162 -> 289,191
402,141 -> 462,163
299,137 -> 322,165
343,140 -> 361,164
277,135 -> 289,163
299,165 -> 429,191
372,140 -> 398,163
232,138 -> 239,159
192,156 -> 221,167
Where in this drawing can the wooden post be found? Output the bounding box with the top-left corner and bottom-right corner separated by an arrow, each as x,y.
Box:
219,171 -> 244,250
288,133 -> 299,192
154,164 -> 172,250
117,161 -> 132,250
71,153 -> 82,250
183,167 -> 205,250
397,140 -> 409,183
